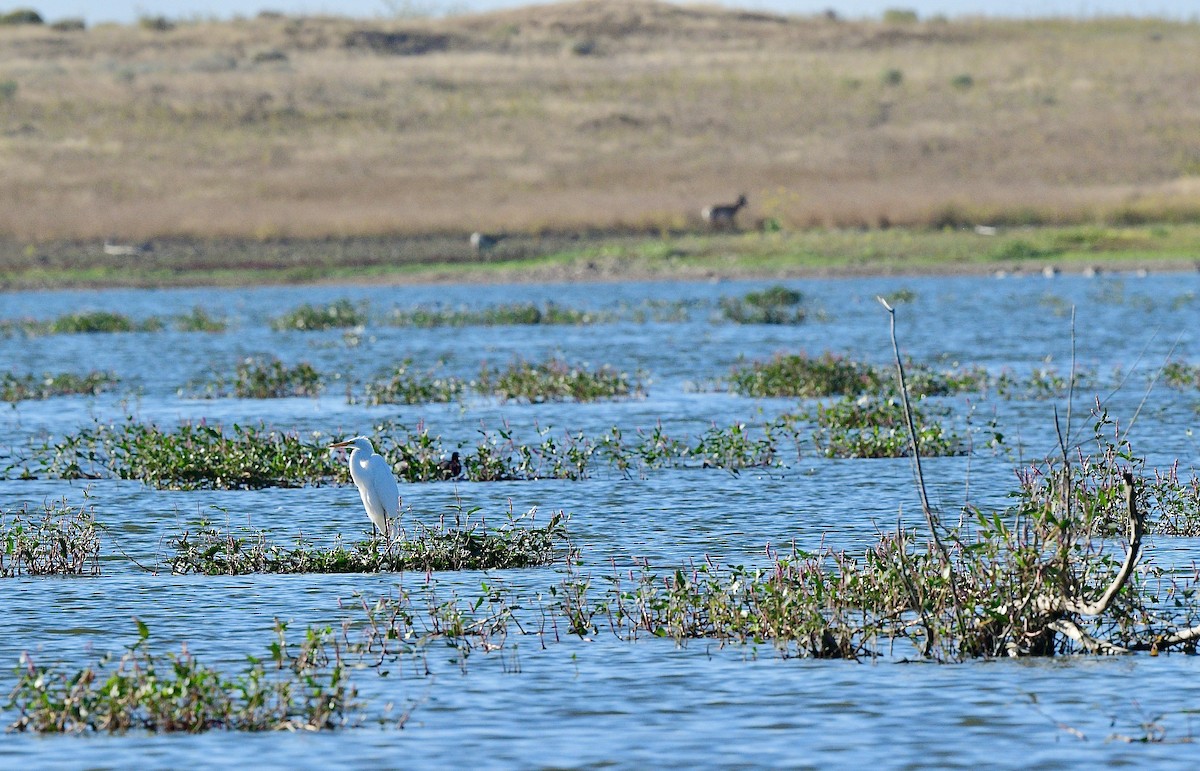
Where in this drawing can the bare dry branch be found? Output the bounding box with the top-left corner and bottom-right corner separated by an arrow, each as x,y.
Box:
1061,471 -> 1143,616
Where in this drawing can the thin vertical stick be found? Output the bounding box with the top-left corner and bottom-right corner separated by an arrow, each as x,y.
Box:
877,297 -> 940,542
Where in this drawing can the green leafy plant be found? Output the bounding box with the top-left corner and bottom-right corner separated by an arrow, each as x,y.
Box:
362,359 -> 466,404
0,498 -> 101,577
173,306 -> 228,332
168,506 -> 568,574
729,352 -> 881,397
194,357 -> 324,399
270,299 -> 366,331
1,371 -> 118,402
478,358 -> 643,403
719,285 -> 806,324
7,619 -> 357,733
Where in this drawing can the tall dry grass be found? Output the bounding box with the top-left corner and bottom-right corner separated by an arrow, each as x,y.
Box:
0,1 -> 1198,241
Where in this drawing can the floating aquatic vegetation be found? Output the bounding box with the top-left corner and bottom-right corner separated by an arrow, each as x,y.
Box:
269,299 -> 366,331
729,352 -> 882,398
361,359 -> 467,405
1,371 -> 118,402
7,619 -> 357,733
386,301 -> 608,327
802,396 -> 965,458
0,310 -> 162,336
1161,361 -> 1200,390
173,305 -> 228,332
39,421 -> 344,489
0,498 -> 100,577
168,507 -> 567,575
719,285 -> 806,324
478,358 -> 644,403
190,356 -> 324,399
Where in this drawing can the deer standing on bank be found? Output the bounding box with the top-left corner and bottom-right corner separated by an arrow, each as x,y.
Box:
701,194 -> 747,230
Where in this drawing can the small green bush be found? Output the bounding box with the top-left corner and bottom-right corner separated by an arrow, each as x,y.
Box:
138,15 -> 173,31
881,68 -> 904,86
49,17 -> 85,31
951,73 -> 975,90
882,8 -> 919,23
0,9 -> 42,25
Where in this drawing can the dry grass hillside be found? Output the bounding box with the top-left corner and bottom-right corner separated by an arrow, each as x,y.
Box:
1,0 -> 1199,242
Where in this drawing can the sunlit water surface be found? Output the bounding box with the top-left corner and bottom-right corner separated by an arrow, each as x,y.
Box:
1,272 -> 1198,766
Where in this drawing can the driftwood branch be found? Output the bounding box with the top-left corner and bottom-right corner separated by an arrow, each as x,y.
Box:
1047,618 -> 1130,655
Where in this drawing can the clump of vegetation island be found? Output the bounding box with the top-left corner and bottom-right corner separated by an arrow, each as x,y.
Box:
361,359 -> 467,405
269,299 -> 366,331
190,356 -> 324,399
39,421 -> 344,489
719,285 -> 806,324
729,352 -> 883,398
8,619 -> 357,733
478,358 -> 644,403
1,371 -> 118,402
554,407 -> 1200,659
798,395 -> 964,458
0,498 -> 100,577
387,301 -> 609,327
173,305 -> 228,332
0,311 -> 162,336
168,508 -> 567,575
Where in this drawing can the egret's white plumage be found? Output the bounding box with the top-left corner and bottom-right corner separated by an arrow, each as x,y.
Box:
330,436 -> 399,539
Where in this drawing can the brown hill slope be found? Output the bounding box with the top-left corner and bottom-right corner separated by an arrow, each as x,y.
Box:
1,0 -> 1197,241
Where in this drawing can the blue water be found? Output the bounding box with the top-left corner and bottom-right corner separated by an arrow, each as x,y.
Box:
1,272 -> 1199,765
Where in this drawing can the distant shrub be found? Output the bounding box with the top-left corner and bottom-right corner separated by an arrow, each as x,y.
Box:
50,17 -> 84,31
882,8 -> 919,23
989,239 -> 1059,261
0,80 -> 16,101
951,73 -> 974,90
565,38 -> 598,56
881,68 -> 904,86
138,15 -> 174,31
0,9 -> 42,25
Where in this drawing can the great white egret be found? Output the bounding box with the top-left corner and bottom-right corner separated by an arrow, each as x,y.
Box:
330,436 -> 400,540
